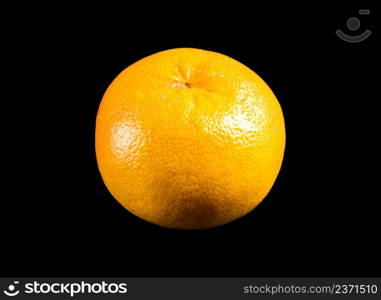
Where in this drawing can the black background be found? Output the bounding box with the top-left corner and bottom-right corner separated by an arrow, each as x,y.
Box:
1,5 -> 379,277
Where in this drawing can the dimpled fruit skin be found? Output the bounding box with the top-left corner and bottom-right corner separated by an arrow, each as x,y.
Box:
95,48 -> 285,229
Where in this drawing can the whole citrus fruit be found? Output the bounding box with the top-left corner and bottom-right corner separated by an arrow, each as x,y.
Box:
96,48 -> 285,229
